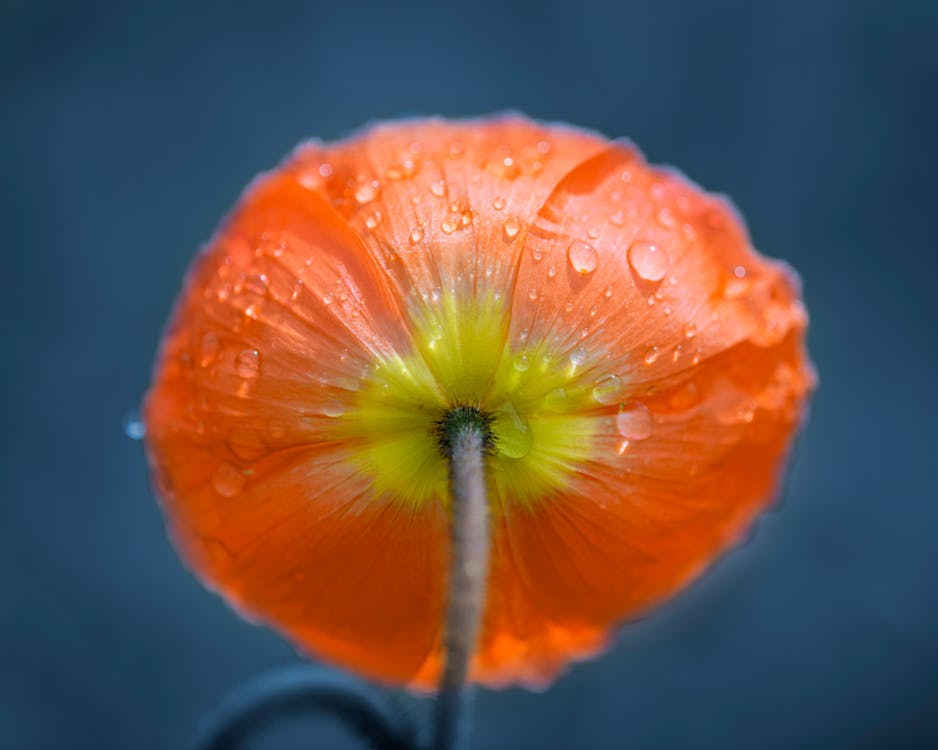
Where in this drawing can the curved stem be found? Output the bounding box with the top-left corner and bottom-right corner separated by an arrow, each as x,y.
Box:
433,420 -> 491,750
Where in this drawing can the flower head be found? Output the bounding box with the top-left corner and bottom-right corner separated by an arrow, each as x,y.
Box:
144,115 -> 815,688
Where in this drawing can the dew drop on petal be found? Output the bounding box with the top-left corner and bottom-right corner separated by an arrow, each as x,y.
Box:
545,387 -> 567,410
236,349 -> 260,378
643,346 -> 660,365
496,402 -> 533,458
592,374 -> 624,404
244,273 -> 268,296
291,280 -> 304,302
684,322 -> 697,339
615,403 -> 653,441
354,182 -> 379,204
492,196 -> 506,211
199,332 -> 220,367
567,240 -> 598,274
430,180 -> 446,198
409,226 -> 425,244
322,399 -> 345,418
503,218 -> 521,240
212,461 -> 246,497
628,241 -> 669,282
569,346 -> 588,367
513,354 -> 530,372
441,218 -> 458,234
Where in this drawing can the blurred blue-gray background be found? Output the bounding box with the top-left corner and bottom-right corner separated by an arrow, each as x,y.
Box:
2,1 -> 937,748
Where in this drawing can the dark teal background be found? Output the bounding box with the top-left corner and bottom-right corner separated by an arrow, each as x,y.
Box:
2,1 -> 937,748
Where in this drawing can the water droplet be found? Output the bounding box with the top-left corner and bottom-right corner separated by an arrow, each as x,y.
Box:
199,332 -> 220,367
364,212 -> 382,230
592,374 -> 624,404
587,227 -> 601,240
122,409 -> 145,440
547,265 -> 557,278
291,280 -> 304,302
567,240 -> 598,274
513,354 -> 530,372
487,155 -> 521,180
643,346 -> 660,365
615,403 -> 653,441
609,210 -> 626,227
321,291 -> 334,305
409,226 -> 425,244
492,196 -> 506,211
441,218 -> 458,234
386,158 -> 418,180
236,349 -> 260,378
628,241 -> 669,282
545,387 -> 567,410
684,322 -> 697,339
244,273 -> 268,296
604,285 -> 613,299
657,208 -> 676,228
212,462 -> 246,497
430,180 -> 446,198
569,346 -> 588,367
503,218 -> 521,240
318,163 -> 334,178
536,139 -> 551,155
460,210 -> 473,227
528,287 -> 538,301
354,181 -> 379,204
734,265 -> 747,278
496,402 -> 533,458
322,399 -> 345,418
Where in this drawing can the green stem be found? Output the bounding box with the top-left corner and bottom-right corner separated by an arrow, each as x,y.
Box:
433,408 -> 492,750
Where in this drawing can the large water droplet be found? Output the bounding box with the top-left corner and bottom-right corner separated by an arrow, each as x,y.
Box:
628,241 -> 669,282
496,402 -> 533,459
212,462 -> 246,497
236,349 -> 260,378
441,218 -> 458,234
567,241 -> 598,274
615,403 -> 653,440
592,374 -> 624,404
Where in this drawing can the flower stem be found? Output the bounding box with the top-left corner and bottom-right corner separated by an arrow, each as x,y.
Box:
433,408 -> 492,750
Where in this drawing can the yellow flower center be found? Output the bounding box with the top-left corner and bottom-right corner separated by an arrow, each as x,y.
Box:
339,292 -> 606,508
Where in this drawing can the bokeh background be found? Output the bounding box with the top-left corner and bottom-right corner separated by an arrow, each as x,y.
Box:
2,1 -> 937,748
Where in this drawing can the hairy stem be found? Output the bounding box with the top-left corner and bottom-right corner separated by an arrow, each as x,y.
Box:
433,411 -> 491,750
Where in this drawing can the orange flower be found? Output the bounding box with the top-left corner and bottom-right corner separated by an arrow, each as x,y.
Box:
144,115 -> 815,689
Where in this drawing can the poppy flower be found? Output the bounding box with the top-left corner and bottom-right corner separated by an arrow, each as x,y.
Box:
144,115 -> 815,689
